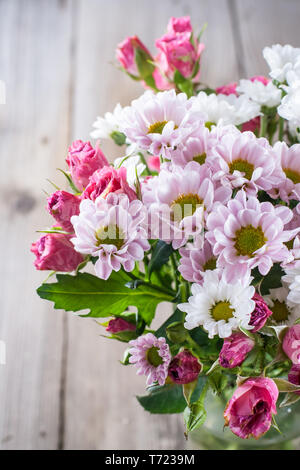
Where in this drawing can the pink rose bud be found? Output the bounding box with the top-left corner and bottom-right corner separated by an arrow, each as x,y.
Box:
82,166 -> 137,202
106,318 -> 136,334
167,16 -> 193,34
249,293 -> 273,332
288,364 -> 300,395
242,116 -> 261,133
168,350 -> 202,384
153,66 -> 174,91
147,155 -> 161,172
283,325 -> 300,364
47,190 -> 81,232
216,82 -> 238,96
31,233 -> 84,272
66,140 -> 109,191
219,332 -> 255,369
250,75 -> 269,85
224,377 -> 278,439
116,35 -> 153,78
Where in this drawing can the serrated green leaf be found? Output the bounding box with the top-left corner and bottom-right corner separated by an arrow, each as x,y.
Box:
37,271 -> 173,325
137,384 -> 186,414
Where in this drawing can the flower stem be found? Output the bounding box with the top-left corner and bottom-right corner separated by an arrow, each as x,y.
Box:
278,117 -> 284,141
259,115 -> 268,137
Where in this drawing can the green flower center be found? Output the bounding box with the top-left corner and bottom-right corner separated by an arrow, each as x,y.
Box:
229,159 -> 255,180
146,346 -> 163,367
205,121 -> 215,130
271,300 -> 290,322
193,152 -> 207,165
234,225 -> 266,257
170,193 -> 203,222
203,257 -> 217,271
283,168 -> 300,184
148,121 -> 168,134
95,224 -> 125,250
210,301 -> 234,322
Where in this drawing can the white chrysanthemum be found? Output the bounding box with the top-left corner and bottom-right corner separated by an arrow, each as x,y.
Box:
264,287 -> 300,326
178,270 -> 255,338
119,90 -> 204,158
282,267 -> 300,304
91,103 -> 124,139
278,79 -> 300,134
263,44 -> 300,82
189,92 -> 260,127
236,79 -> 281,107
114,154 -> 146,189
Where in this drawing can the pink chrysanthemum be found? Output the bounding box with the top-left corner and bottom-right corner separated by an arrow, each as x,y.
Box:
270,141 -> 300,202
206,190 -> 298,282
119,90 -> 204,158
178,239 -> 217,284
142,161 -> 231,249
129,333 -> 171,385
71,194 -> 150,280
211,131 -> 282,195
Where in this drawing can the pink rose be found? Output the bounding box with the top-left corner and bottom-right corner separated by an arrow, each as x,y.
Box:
167,16 -> 193,34
283,325 -> 300,364
47,190 -> 81,232
249,293 -> 273,332
147,155 -> 161,172
82,166 -> 137,202
216,82 -> 238,96
168,350 -> 202,385
288,364 -> 300,395
31,233 -> 84,272
116,35 -> 153,78
224,377 -> 278,439
66,140 -> 109,191
219,332 -> 255,369
106,318 -> 136,334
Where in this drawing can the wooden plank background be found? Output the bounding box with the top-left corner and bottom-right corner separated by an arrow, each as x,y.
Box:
0,0 -> 299,450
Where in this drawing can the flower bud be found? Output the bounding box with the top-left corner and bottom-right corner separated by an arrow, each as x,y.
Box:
282,324 -> 300,364
147,155 -> 161,172
224,377 -> 278,439
82,166 -> 137,202
288,364 -> 300,395
47,190 -> 81,232
66,140 -> 109,191
31,233 -> 84,271
106,318 -> 136,334
116,36 -> 153,79
168,350 -> 202,385
249,293 -> 273,332
219,332 -> 255,369
167,16 -> 193,34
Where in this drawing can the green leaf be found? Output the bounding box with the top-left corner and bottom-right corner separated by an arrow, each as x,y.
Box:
260,264 -> 284,295
135,48 -> 155,79
37,271 -> 173,325
155,308 -> 183,342
148,240 -> 174,279
137,384 -> 186,414
56,168 -> 80,194
184,381 -> 208,434
273,378 -> 300,393
173,70 -> 194,98
280,392 -> 300,408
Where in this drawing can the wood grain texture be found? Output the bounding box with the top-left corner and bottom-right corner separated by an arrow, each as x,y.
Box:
0,0 -> 299,450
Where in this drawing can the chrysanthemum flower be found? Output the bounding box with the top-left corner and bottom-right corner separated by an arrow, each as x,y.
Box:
71,194 -> 150,280
264,287 -> 300,326
129,333 -> 171,385
282,267 -> 300,305
236,79 -> 281,108
263,44 -> 300,82
206,190 -> 298,282
90,103 -> 124,140
178,239 -> 217,284
178,269 -> 255,338
119,90 -> 204,157
270,141 -> 300,201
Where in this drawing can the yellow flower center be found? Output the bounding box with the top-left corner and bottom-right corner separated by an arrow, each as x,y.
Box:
170,193 -> 203,222
95,224 -> 125,250
211,301 -> 234,322
234,225 -> 266,257
148,121 -> 168,134
229,159 -> 255,180
283,168 -> 300,184
203,257 -> 217,271
146,346 -> 163,366
271,300 -> 290,323
193,152 -> 207,165
205,121 -> 215,130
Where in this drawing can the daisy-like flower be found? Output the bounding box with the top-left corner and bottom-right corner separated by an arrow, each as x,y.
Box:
119,90 -> 204,157
278,78 -> 300,137
143,161 -> 231,249
178,269 -> 255,338
178,238 -> 218,284
211,131 -> 282,195
270,141 -> 300,201
189,91 -> 260,127
282,267 -> 300,304
129,333 -> 171,385
236,79 -> 281,108
91,103 -> 124,140
264,287 -> 300,326
71,194 -> 150,280
206,190 -> 298,282
263,44 -> 300,82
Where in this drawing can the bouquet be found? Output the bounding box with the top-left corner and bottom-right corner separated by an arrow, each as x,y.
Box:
32,16 -> 300,442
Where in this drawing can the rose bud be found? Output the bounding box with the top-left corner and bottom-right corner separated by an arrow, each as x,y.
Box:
288,365 -> 300,395
106,318 -> 136,334
168,350 -> 202,385
82,166 -> 137,202
167,16 -> 193,34
31,233 -> 84,272
116,35 -> 153,79
47,190 -> 81,232
219,332 -> 255,369
66,140 -> 109,191
249,293 -> 273,332
282,324 -> 300,364
224,377 -> 278,439
216,82 -> 238,96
